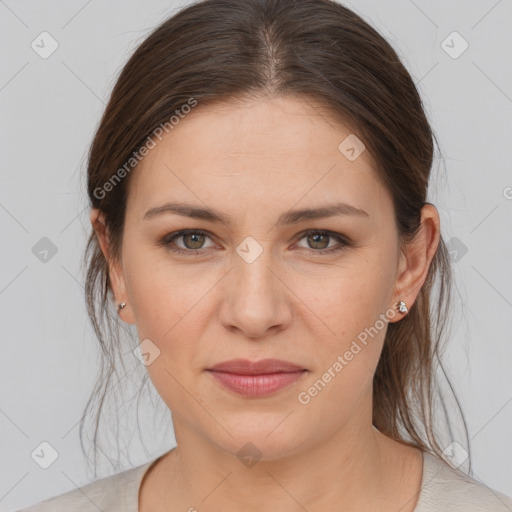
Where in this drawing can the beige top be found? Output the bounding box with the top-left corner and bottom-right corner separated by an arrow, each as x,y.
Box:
16,450 -> 512,511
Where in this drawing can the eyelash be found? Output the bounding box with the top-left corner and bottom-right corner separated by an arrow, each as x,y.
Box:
158,229 -> 350,256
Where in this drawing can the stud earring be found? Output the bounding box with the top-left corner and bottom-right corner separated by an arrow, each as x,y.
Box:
118,302 -> 126,311
396,300 -> 408,314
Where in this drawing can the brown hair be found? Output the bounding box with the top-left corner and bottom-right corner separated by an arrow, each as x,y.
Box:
81,0 -> 469,474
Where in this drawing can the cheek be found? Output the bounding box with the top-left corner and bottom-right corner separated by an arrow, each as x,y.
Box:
290,260 -> 392,343
123,254 -> 213,370
295,269 -> 390,413
123,247 -> 205,338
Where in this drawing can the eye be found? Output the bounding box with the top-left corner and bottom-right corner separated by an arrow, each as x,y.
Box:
159,229 -> 217,255
294,229 -> 348,255
158,229 -> 349,256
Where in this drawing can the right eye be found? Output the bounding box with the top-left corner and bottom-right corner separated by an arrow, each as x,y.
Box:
159,229 -> 218,255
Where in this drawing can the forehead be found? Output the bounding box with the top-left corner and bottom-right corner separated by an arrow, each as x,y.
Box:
127,95 -> 392,224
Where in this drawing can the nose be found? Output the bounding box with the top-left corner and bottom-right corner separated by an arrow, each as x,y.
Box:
218,250 -> 293,339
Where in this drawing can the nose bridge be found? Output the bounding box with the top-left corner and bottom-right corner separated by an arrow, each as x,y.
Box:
236,244 -> 274,292
233,236 -> 279,306
219,236 -> 291,337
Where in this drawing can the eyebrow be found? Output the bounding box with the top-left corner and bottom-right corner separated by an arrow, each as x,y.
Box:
143,200 -> 369,227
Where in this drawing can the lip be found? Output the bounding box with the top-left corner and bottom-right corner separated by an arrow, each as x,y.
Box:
206,358 -> 308,397
207,358 -> 306,374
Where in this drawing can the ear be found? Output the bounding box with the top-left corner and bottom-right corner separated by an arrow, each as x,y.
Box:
389,203 -> 441,323
89,208 -> 136,324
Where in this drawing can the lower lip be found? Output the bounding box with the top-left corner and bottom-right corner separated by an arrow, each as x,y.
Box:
207,370 -> 307,397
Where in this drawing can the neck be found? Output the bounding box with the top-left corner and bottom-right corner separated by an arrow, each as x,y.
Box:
142,417 -> 421,512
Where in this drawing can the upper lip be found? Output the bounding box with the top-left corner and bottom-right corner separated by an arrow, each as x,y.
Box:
207,358 -> 306,375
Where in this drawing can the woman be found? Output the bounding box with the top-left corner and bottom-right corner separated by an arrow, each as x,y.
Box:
18,0 -> 512,510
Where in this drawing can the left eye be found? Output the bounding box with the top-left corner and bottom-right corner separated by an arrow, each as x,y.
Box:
159,229 -> 348,255
294,230 -> 347,253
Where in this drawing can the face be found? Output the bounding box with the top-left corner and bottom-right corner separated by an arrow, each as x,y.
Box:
92,95 -> 434,460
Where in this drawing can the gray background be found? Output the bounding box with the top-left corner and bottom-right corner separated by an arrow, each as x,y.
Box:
1,0 -> 511,510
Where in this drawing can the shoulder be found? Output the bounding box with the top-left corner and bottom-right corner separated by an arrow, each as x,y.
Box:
15,460 -> 154,512
415,452 -> 512,511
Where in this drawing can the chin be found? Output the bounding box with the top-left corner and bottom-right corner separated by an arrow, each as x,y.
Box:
207,421 -> 309,463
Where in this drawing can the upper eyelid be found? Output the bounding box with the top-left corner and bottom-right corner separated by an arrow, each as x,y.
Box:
165,229 -> 347,248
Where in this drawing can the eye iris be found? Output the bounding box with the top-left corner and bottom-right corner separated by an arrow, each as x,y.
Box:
308,233 -> 329,249
184,233 -> 205,249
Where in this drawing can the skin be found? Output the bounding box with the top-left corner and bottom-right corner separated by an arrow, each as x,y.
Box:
90,95 -> 440,512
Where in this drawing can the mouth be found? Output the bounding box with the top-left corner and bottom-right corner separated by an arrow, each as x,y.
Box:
206,358 -> 308,397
